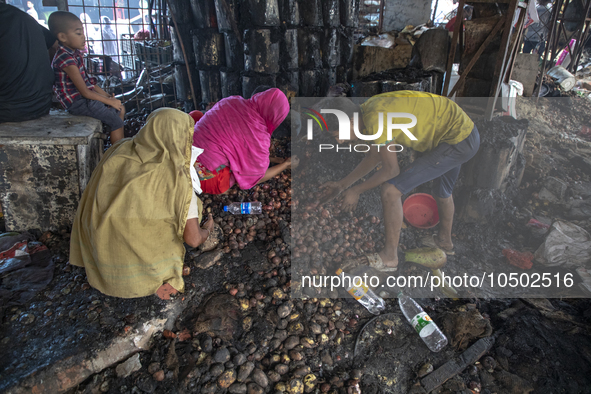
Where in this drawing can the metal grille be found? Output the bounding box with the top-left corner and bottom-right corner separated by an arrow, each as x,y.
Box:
64,0 -> 179,115
359,0 -> 383,31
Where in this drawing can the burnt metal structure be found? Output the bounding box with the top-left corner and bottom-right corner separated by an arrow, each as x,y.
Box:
444,0 -> 528,120
534,0 -> 591,97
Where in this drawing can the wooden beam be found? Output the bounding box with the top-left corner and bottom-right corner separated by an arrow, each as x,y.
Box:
442,0 -> 465,96
504,3 -> 527,84
448,17 -> 505,97
421,338 -> 495,393
485,0 -> 520,120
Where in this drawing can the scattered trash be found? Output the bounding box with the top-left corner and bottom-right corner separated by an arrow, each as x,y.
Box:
547,65 -> 576,91
440,307 -> 493,350
224,201 -> 263,214
0,232 -> 53,317
399,292 -> 448,352
502,248 -> 534,269
576,267 -> 591,294
192,294 -> 242,341
336,268 -> 385,315
360,33 -> 396,49
537,176 -> 567,202
526,218 -> 550,230
418,362 -> 434,378
534,221 -> 591,269
555,38 -> 577,68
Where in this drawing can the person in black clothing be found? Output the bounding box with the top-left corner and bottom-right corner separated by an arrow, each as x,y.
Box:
0,3 -> 57,123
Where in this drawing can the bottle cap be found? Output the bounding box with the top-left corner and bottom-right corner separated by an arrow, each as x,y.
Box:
223,206 -> 228,212
336,268 -> 343,275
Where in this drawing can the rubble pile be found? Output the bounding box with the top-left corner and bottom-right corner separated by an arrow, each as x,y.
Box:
353,68 -> 433,97
4,96 -> 591,393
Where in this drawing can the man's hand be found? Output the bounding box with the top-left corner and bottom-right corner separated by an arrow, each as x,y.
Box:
108,98 -> 124,112
319,181 -> 345,205
340,188 -> 360,211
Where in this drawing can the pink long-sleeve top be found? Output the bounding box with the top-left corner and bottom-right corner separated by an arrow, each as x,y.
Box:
192,88 -> 290,190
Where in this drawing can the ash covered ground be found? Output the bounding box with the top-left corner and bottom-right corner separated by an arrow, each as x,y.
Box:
1,96 -> 591,394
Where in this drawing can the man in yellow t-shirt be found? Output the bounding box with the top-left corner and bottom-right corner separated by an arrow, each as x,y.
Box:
318,91 -> 480,270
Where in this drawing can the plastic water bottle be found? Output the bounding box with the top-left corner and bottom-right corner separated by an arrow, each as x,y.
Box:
336,268 -> 385,315
223,202 -> 262,214
398,292 -> 448,352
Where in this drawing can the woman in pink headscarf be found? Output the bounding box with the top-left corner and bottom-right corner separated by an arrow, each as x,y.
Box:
193,88 -> 297,194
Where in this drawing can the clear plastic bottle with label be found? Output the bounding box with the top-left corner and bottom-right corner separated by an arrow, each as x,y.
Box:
398,292 -> 448,352
223,202 -> 262,214
336,268 -> 385,315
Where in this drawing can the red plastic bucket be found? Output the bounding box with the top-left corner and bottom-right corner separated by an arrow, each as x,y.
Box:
402,193 -> 440,229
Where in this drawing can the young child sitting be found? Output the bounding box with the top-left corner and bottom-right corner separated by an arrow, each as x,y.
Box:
48,11 -> 125,144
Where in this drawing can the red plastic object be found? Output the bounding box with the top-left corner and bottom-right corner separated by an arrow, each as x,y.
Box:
189,110 -> 204,124
402,193 -> 440,229
502,249 -> 534,270
526,218 -> 550,230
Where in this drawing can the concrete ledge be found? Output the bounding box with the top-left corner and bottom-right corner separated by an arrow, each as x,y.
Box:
0,110 -> 105,231
0,110 -> 103,146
